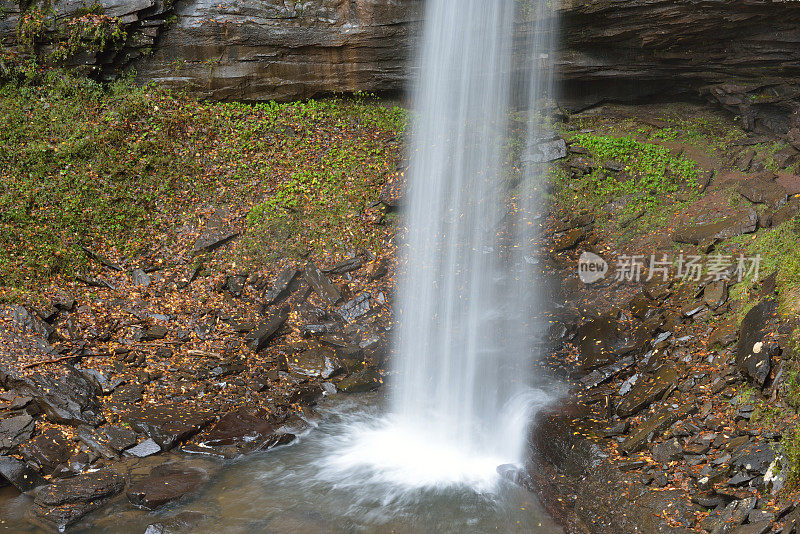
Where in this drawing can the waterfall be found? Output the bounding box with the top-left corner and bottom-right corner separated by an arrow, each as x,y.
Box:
318,0 -> 559,492
386,0 -> 559,483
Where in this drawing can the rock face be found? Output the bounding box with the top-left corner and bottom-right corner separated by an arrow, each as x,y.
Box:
6,0 -> 800,137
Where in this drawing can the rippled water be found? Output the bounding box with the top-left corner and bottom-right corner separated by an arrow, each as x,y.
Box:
0,394 -> 561,534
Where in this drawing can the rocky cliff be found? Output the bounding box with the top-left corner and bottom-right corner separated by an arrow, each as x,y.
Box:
3,0 -> 800,136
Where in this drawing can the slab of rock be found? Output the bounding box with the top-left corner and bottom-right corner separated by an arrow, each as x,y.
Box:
0,413 -> 35,452
121,404 -> 213,450
708,319 -> 739,348
263,267 -> 299,305
11,305 -> 53,340
710,496 -> 757,534
19,427 -> 70,472
527,138 -> 567,163
672,209 -> 758,244
245,306 -> 289,352
76,426 -> 118,460
337,368 -> 382,393
324,258 -> 363,275
126,438 -> 161,458
620,401 -> 697,455
131,268 -> 152,287
304,262 -> 342,305
616,362 -> 678,417
0,365 -> 104,427
185,409 -> 295,458
104,425 -> 139,453
704,280 -> 728,309
652,438 -> 683,463
738,177 -> 788,207
192,228 -> 239,254
0,455 -> 46,492
736,300 -> 777,386
380,171 -> 406,208
127,466 -> 208,510
33,469 -> 126,530
576,315 -> 619,370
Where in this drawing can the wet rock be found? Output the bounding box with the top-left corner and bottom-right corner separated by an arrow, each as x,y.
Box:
33,469 -> 126,530
127,465 -> 208,510
0,455 -> 46,492
126,439 -> 161,458
337,292 -> 371,323
131,268 -> 152,287
709,496 -> 757,534
736,300 -> 777,386
380,171 -> 406,208
263,267 -> 299,305
289,347 -> 343,379
575,314 -> 619,370
19,428 -> 70,472
52,289 -> 76,311
620,401 -> 698,455
304,262 -> 342,305
245,306 -> 289,352
80,368 -> 125,395
528,138 -> 567,163
76,426 -> 118,460
652,438 -> 683,463
553,227 -> 586,252
731,441 -> 775,476
337,368 -> 382,393
570,157 -> 595,174
730,522 -> 771,534
185,409 -> 295,458
672,209 -> 758,244
616,362 -> 678,417
0,413 -> 35,452
121,404 -> 213,450
579,355 -> 635,390
104,425 -> 139,453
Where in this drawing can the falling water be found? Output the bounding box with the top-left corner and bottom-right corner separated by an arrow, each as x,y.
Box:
357,0 -> 559,488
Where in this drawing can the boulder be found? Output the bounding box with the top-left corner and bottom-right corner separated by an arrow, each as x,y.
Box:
738,177 -> 788,207
127,466 -> 208,510
0,455 -> 46,492
289,347 -> 343,379
0,413 -> 35,453
620,401 -> 698,455
263,267 -> 299,305
337,293 -> 371,323
19,428 -> 70,472
736,300 -> 777,386
33,469 -> 126,530
184,409 -> 295,458
337,368 -> 382,393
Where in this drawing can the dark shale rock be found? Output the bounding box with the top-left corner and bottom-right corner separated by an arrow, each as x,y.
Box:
0,455 -> 46,492
304,262 -> 343,305
337,368 -> 382,393
76,425 -> 118,460
337,292 -> 371,323
127,466 -> 208,510
704,280 -> 728,309
11,305 -> 53,340
738,177 -> 788,207
263,267 -> 299,305
0,365 -> 104,427
0,413 -> 35,452
192,228 -> 239,254
709,319 -> 739,348
19,428 -> 70,472
672,209 -> 758,244
652,438 -> 683,463
103,425 -> 139,453
289,347 -> 343,380
553,227 -> 586,252
33,469 -> 126,530
710,496 -> 757,534
245,305 -> 289,352
121,404 -> 213,450
620,401 -> 698,455
131,268 -> 152,287
184,409 -> 295,458
736,300 -> 777,386
616,362 -> 678,417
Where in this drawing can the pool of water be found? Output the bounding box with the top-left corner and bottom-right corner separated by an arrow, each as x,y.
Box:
1,394 -> 562,534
